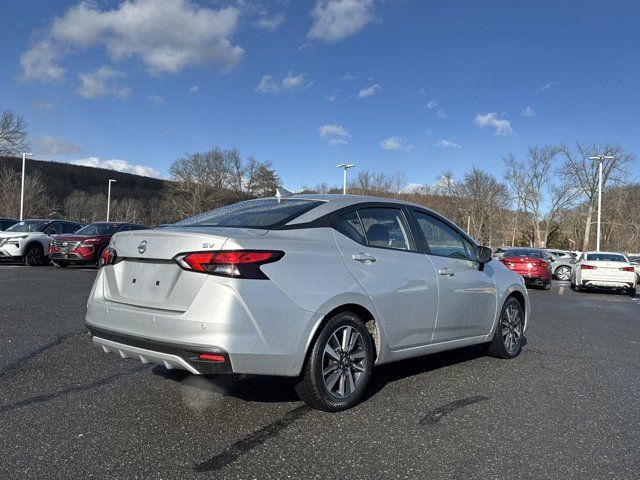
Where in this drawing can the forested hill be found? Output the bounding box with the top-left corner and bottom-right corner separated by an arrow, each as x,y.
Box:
0,156 -> 168,205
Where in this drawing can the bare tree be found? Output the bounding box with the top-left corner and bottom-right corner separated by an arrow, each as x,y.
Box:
0,110 -> 29,156
504,145 -> 577,247
559,142 -> 634,251
0,166 -> 48,218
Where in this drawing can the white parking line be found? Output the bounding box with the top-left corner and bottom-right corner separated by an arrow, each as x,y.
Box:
558,287 -> 564,295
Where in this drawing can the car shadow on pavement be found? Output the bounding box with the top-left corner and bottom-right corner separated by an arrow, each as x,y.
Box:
151,339 -> 528,405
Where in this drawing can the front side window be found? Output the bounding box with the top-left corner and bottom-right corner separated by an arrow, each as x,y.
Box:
5,220 -> 48,233
173,198 -> 323,229
45,223 -> 62,235
62,223 -> 80,234
357,208 -> 411,251
413,211 -> 469,260
76,223 -> 120,236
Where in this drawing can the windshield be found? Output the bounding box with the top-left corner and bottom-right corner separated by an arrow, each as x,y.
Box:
5,220 -> 47,233
75,223 -> 120,236
173,198 -> 324,229
504,249 -> 544,258
586,253 -> 627,262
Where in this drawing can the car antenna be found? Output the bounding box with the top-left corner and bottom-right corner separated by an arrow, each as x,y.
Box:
275,187 -> 293,199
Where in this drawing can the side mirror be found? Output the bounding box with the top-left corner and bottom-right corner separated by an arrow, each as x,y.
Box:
476,245 -> 493,270
45,229 -> 55,236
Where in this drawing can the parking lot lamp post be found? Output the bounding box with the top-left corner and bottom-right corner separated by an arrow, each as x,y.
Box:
19,152 -> 34,221
337,164 -> 355,195
106,179 -> 117,221
588,155 -> 614,252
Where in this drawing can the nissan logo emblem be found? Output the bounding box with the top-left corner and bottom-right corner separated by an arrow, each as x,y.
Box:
138,240 -> 148,254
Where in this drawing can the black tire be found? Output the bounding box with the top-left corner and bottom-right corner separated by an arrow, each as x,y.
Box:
52,260 -> 68,268
295,312 -> 374,412
95,246 -> 106,267
486,297 -> 525,359
23,243 -> 45,266
629,288 -> 636,298
543,281 -> 552,290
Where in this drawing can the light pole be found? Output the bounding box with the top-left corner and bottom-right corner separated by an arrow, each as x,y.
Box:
19,152 -> 34,220
588,155 -> 614,252
336,163 -> 354,195
106,179 -> 117,221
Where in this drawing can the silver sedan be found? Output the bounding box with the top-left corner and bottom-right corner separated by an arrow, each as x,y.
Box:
86,193 -> 530,411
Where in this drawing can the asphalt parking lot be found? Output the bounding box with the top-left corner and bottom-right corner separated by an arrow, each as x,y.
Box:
1,264 -> 639,479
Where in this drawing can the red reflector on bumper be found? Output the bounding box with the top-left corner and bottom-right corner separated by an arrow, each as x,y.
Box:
198,353 -> 225,363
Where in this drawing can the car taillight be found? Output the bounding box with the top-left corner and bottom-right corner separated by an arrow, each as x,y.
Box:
173,250 -> 284,279
620,266 -> 635,272
100,247 -> 117,267
581,264 -> 597,270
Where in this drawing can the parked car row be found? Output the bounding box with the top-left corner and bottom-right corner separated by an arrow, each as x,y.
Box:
0,219 -> 148,267
494,246 -> 637,296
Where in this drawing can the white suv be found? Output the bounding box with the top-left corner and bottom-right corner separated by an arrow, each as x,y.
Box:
0,219 -> 82,266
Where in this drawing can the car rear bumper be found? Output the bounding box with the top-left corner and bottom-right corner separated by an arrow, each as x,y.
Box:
582,279 -> 635,289
87,325 -> 233,374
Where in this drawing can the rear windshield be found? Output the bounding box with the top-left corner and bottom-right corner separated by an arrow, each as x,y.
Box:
504,249 -> 544,258
586,253 -> 627,262
173,198 -> 324,229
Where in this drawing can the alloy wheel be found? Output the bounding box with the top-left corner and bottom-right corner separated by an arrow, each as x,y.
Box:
322,325 -> 367,399
556,266 -> 571,281
26,247 -> 42,266
501,303 -> 523,354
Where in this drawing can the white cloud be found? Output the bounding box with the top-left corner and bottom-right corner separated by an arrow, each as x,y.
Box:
148,95 -> 165,106
188,85 -> 199,94
34,135 -> 83,157
298,42 -> 313,52
425,100 -> 437,109
257,12 -> 285,31
357,83 -> 382,98
341,72 -> 356,81
435,139 -> 461,149
256,72 -> 313,94
521,106 -> 535,117
20,0 -> 244,82
69,157 -> 163,178
473,112 -> 513,136
76,66 -> 131,99
308,0 -> 375,42
380,136 -> 413,151
436,109 -> 446,119
319,124 -> 350,145
19,40 -> 66,83
539,82 -> 556,92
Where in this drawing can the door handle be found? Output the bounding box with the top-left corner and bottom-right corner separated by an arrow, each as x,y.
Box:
353,253 -> 377,264
438,268 -> 454,277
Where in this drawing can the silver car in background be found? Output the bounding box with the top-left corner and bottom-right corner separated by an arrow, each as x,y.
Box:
86,194 -> 530,411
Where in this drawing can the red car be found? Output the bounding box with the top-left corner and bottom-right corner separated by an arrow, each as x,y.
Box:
49,222 -> 148,267
500,247 -> 552,290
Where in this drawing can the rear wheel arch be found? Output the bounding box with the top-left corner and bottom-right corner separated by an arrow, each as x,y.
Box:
307,303 -> 380,364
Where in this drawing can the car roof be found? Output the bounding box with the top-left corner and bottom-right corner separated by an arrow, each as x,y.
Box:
583,251 -> 626,255
285,194 -> 440,225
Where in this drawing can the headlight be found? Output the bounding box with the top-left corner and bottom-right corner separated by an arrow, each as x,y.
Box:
0,236 -> 27,247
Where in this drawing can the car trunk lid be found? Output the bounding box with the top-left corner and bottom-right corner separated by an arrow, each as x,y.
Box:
102,227 -> 266,311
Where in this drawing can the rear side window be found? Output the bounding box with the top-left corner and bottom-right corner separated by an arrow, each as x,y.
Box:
335,211 -> 366,244
357,208 -> 412,251
413,211 -> 470,260
173,198 -> 323,229
62,223 -> 80,233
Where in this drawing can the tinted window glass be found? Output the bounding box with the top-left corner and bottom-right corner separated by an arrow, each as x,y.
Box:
413,211 -> 468,259
504,249 -> 544,258
46,223 -> 62,235
117,225 -> 131,232
173,198 -> 323,229
334,211 -> 366,244
128,225 -> 148,231
62,223 -> 80,233
357,208 -> 411,251
586,253 -> 627,262
76,223 -> 121,235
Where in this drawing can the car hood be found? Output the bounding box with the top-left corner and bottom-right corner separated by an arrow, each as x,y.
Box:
52,234 -> 109,242
0,231 -> 44,239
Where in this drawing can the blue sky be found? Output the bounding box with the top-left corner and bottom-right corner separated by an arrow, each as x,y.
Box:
2,0 -> 639,189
